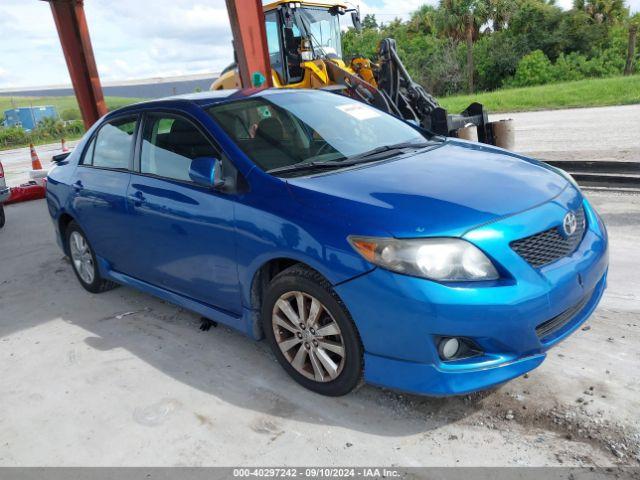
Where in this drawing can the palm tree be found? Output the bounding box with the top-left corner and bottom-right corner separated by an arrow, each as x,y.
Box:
624,13 -> 640,75
573,0 -> 628,24
437,0 -> 489,93
487,0 -> 516,31
409,5 -> 438,34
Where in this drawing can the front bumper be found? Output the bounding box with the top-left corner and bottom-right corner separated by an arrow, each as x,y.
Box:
335,188 -> 609,395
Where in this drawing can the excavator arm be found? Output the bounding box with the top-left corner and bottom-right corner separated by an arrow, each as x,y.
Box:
374,39 -> 497,143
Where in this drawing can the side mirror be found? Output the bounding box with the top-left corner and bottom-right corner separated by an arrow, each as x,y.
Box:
189,157 -> 225,189
351,11 -> 362,32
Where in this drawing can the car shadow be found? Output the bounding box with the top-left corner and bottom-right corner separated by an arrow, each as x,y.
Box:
73,283 -> 491,437
0,200 -> 491,438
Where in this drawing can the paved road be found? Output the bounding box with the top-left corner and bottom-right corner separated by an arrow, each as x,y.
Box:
490,104 -> 640,162
0,140 -> 80,188
0,193 -> 638,466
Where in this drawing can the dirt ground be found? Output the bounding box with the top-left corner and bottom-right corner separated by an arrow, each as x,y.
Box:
0,191 -> 638,467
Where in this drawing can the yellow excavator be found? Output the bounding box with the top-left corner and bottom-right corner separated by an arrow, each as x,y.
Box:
212,0 -> 505,145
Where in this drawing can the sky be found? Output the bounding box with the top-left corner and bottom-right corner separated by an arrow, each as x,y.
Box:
0,0 -> 638,89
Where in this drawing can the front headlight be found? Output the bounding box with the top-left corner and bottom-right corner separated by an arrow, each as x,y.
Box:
348,236 -> 499,282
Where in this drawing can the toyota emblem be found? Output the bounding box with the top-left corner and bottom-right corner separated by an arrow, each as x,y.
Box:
563,211 -> 577,236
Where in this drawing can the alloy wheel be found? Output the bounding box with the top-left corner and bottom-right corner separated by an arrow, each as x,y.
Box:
69,231 -> 95,285
272,291 -> 346,382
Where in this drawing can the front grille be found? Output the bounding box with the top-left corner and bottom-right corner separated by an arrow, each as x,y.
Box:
511,207 -> 586,268
536,289 -> 592,340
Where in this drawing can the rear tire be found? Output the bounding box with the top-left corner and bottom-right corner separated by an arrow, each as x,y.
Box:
0,205 -> 5,229
66,221 -> 118,294
262,265 -> 363,396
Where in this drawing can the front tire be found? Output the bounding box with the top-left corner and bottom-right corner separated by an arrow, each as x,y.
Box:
66,221 -> 117,294
262,265 -> 363,396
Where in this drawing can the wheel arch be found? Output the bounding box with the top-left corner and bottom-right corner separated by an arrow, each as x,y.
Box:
246,255 -> 338,340
57,211 -> 76,254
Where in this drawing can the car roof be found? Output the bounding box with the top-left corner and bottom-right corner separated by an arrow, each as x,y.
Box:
111,88 -> 328,116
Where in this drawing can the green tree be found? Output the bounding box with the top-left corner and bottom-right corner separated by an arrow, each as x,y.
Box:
409,5 -> 437,34
573,0 -> 628,24
558,9 -> 609,56
341,26 -> 383,60
487,0 -> 517,30
362,14 -> 379,30
474,31 -> 527,89
343,0 -> 634,96
508,0 -> 564,60
508,49 -> 554,86
437,0 -> 490,92
624,13 -> 640,74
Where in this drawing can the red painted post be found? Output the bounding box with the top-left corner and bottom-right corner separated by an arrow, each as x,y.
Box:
224,0 -> 272,88
46,0 -> 107,129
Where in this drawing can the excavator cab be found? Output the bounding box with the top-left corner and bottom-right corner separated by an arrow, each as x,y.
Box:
268,3 -> 344,84
212,1 -> 356,90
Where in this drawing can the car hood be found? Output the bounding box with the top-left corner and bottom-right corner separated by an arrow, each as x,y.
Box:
286,140 -> 569,238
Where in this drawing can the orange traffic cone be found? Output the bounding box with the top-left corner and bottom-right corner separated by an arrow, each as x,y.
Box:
61,138 -> 69,153
29,143 -> 43,170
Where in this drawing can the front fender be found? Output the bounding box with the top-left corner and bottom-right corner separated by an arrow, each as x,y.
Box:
233,177 -> 375,309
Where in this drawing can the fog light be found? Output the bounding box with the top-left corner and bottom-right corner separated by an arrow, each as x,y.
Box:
439,337 -> 460,360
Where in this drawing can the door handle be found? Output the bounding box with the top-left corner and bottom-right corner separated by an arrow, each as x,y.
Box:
72,180 -> 83,192
128,190 -> 146,206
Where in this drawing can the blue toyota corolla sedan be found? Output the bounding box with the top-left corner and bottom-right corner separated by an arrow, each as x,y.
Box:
46,89 -> 608,396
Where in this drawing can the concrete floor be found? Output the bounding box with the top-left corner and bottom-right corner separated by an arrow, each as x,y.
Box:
0,140 -> 80,188
491,104 -> 640,162
0,192 -> 638,467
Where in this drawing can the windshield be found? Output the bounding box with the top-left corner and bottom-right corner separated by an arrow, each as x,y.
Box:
298,7 -> 342,58
207,91 -> 428,174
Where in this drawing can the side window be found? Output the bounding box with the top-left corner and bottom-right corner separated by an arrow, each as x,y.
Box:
140,115 -> 218,182
92,117 -> 137,169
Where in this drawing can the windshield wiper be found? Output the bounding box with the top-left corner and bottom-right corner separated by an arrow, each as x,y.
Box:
267,141 -> 433,176
346,141 -> 432,162
267,160 -> 359,175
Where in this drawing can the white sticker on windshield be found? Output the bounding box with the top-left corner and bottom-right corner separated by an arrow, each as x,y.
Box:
336,103 -> 381,120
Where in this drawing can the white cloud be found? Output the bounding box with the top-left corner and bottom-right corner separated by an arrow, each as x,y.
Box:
0,0 -> 234,88
358,0 -> 433,22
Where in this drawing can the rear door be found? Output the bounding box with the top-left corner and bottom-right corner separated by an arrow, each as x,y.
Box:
72,115 -> 136,270
122,111 -> 241,315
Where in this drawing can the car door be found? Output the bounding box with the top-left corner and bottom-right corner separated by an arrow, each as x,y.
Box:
72,115 -> 136,270
122,111 -> 241,315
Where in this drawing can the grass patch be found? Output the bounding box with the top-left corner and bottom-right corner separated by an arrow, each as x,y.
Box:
439,75 -> 640,113
0,96 -> 146,150
0,95 -> 145,115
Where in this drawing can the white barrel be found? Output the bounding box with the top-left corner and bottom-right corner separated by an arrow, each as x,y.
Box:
491,119 -> 515,150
